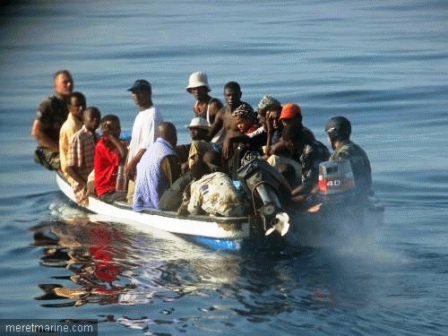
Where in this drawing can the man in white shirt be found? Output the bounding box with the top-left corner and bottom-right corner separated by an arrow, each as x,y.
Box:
125,79 -> 164,204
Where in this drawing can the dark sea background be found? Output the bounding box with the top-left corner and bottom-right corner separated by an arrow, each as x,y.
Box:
0,1 -> 447,335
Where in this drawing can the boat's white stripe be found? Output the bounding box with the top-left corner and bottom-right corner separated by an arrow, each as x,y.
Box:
56,173 -> 250,239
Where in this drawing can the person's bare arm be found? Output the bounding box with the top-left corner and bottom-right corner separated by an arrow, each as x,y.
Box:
208,98 -> 223,124
66,165 -> 87,187
209,108 -> 224,140
125,148 -> 146,180
222,132 -> 248,160
31,119 -> 59,152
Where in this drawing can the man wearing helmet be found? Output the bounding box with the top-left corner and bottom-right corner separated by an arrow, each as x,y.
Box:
325,116 -> 373,199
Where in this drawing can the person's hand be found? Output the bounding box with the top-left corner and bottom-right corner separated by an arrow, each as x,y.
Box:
222,138 -> 232,160
125,161 -> 136,180
102,122 -> 114,139
266,112 -> 275,133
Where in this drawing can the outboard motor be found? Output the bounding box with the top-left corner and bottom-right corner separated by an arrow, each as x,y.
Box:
317,160 -> 356,204
316,159 -> 366,227
237,156 -> 291,237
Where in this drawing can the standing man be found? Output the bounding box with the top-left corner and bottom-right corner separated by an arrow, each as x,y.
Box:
133,122 -> 181,211
32,70 -> 74,170
125,79 -> 164,204
209,81 -> 250,148
209,82 -> 254,174
325,116 -> 373,200
186,71 -> 223,126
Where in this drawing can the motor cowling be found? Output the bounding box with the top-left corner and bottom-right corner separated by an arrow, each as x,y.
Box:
237,157 -> 291,236
317,160 -> 356,203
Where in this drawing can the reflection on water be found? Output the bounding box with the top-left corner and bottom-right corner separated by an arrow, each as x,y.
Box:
24,198 -> 423,335
32,216 -> 137,307
30,203 -> 244,311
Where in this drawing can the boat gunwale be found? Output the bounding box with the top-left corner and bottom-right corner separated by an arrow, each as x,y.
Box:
56,171 -> 251,240
56,171 -> 249,224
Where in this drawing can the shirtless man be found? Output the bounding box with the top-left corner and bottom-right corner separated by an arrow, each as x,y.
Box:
186,71 -> 223,126
207,82 -> 254,176
209,82 -> 254,157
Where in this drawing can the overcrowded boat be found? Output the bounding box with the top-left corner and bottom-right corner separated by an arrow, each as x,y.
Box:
56,155 -> 385,251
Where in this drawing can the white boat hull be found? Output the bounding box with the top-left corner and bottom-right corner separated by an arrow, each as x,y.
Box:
56,173 -> 250,241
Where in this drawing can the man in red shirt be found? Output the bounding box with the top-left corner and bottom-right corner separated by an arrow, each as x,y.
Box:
94,115 -> 128,203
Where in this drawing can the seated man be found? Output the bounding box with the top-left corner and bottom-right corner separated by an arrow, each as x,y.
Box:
266,151 -> 302,186
180,117 -> 218,171
32,70 -> 74,170
94,115 -> 128,203
66,107 -> 101,205
185,171 -> 246,217
159,148 -> 221,212
277,163 -> 298,190
232,104 -> 259,135
133,122 -> 181,211
325,116 -> 373,201
268,103 -> 316,156
279,120 -> 330,206
257,95 -> 283,151
60,91 -> 86,181
160,155 -> 212,212
222,103 -> 264,178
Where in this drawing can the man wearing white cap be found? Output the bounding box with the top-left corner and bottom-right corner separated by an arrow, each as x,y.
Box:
175,117 -> 217,172
186,71 -> 223,126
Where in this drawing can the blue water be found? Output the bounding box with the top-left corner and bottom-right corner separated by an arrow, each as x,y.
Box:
1,0 -> 447,335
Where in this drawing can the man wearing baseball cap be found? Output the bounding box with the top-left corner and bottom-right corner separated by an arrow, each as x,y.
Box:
125,79 -> 164,204
268,102 -> 317,156
278,102 -> 302,126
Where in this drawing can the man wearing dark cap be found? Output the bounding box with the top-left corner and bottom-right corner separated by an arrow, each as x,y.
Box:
125,79 -> 164,204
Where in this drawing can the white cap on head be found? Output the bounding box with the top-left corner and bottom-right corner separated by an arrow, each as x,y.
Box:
186,72 -> 210,92
185,117 -> 210,130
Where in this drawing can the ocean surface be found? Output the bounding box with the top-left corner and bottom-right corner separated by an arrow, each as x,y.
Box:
0,0 -> 447,335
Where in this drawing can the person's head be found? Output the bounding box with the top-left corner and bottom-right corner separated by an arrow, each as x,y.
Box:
68,92 -> 86,121
277,163 -> 296,187
128,79 -> 152,110
223,81 -> 242,110
257,95 -> 282,117
158,122 -> 177,148
257,95 -> 282,129
83,107 -> 101,132
203,149 -> 221,168
281,119 -> 305,153
186,117 -> 210,141
325,116 -> 351,148
279,103 -> 302,127
53,70 -> 74,97
186,72 -> 210,100
100,114 -> 121,139
190,159 -> 211,181
232,103 -> 258,133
